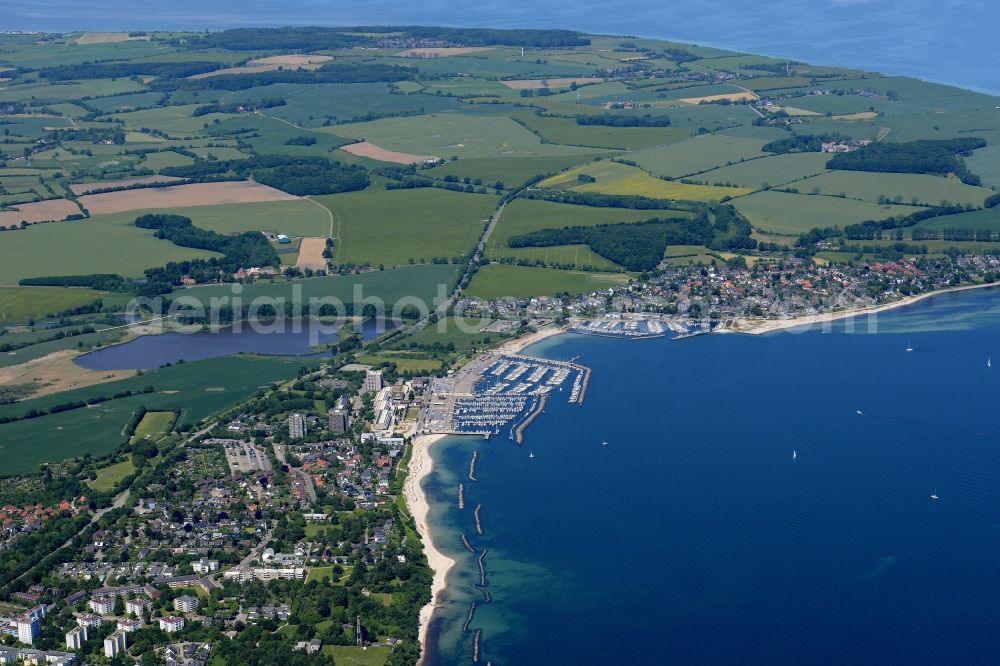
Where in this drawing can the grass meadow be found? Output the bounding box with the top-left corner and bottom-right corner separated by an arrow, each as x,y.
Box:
426,154 -> 602,189
0,218 -> 220,283
0,287 -> 131,323
327,113 -> 600,160
315,188 -> 499,267
465,264 -> 629,299
0,355 -> 313,476
733,190 -> 921,235
631,134 -> 771,178
130,411 -> 176,443
511,110 -> 694,150
691,152 -> 830,189
541,160 -> 751,201
487,198 -> 690,270
386,317 -> 511,352
793,171 -> 993,207
86,456 -> 136,492
182,264 -> 461,311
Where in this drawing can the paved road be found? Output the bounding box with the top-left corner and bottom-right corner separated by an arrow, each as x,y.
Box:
6,421 -> 218,589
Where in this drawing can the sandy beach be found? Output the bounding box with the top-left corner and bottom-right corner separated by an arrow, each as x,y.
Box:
499,323 -> 569,354
725,281 -> 1000,335
404,433 -> 456,663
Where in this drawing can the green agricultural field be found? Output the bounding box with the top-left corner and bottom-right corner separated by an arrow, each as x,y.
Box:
631,134 -> 771,178
540,160 -> 751,201
140,151 -> 196,171
0,38 -> 165,68
966,145 -> 1000,189
91,200 -> 334,238
783,94 -> 879,116
386,317 -> 512,352
419,78 -> 520,101
181,264 -> 460,313
794,171 -> 992,207
912,207 -> 1000,232
0,287 -> 131,323
130,411 -> 176,443
0,78 -> 146,102
0,355 -> 314,475
427,154 -> 602,189
0,327 -> 129,369
690,152 -> 830,189
662,245 -> 719,266
187,146 -> 251,161
0,219 -> 220,284
487,198 -> 690,270
210,116 -> 353,156
86,456 -> 136,492
107,104 -> 236,135
354,354 -> 443,372
266,82 -> 465,126
465,264 -> 629,299
321,645 -> 390,666
327,113 -> 600,160
305,566 -> 335,583
314,188 -> 499,267
733,190 -> 921,235
511,110 -> 694,150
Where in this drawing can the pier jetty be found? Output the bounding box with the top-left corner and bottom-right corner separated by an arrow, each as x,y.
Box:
577,366 -> 591,405
462,601 -> 477,633
477,548 -> 488,586
469,451 -> 478,481
461,534 -> 475,553
571,318 -> 665,340
443,351 -> 590,441
458,483 -> 465,510
474,585 -> 492,603
473,629 -> 482,663
514,393 -> 548,444
474,504 -> 484,535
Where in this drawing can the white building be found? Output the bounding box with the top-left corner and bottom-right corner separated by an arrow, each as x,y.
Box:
65,625 -> 87,651
192,558 -> 219,574
173,596 -> 199,613
125,598 -> 152,618
103,630 -> 127,658
159,616 -> 185,633
89,596 -> 115,615
363,369 -> 384,394
0,647 -> 75,665
76,614 -> 103,629
15,614 -> 39,646
117,619 -> 141,633
373,387 -> 395,432
288,413 -> 307,438
222,567 -> 305,584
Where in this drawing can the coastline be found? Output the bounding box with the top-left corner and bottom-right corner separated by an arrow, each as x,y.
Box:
498,324 -> 570,355
724,281 -> 1000,335
404,433 -> 456,664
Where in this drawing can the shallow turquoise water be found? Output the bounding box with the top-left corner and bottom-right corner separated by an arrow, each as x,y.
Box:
423,287 -> 1000,664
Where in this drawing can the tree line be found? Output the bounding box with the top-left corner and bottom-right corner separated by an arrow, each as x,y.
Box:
575,113 -> 671,127
135,213 -> 279,292
159,63 -> 416,92
186,26 -> 590,50
161,154 -> 370,196
827,138 -> 986,185
506,206 -> 755,271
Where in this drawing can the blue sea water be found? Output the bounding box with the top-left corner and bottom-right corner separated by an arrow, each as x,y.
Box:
422,287 -> 1000,664
5,0 -> 999,94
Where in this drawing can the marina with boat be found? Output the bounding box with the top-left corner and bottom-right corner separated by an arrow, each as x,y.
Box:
421,350 -> 590,443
